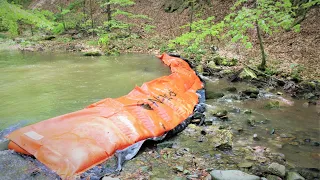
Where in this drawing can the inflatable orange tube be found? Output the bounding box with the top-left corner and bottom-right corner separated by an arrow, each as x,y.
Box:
7,54 -> 203,179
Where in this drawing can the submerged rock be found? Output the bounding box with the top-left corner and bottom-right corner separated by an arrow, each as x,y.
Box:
206,91 -> 225,99
286,172 -> 305,180
210,170 -> 260,180
212,129 -> 233,150
268,163 -> 286,177
265,101 -> 280,109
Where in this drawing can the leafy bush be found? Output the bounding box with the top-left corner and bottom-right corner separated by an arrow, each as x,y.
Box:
0,0 -> 53,36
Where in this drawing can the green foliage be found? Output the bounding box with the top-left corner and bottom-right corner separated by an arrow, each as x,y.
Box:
54,1 -> 86,33
224,0 -> 297,47
169,16 -> 224,58
0,0 -> 53,36
98,34 -> 110,47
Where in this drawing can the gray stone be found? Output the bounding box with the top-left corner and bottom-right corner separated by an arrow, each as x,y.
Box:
286,172 -> 305,180
102,177 -> 120,180
239,68 -> 257,80
0,138 -> 9,151
238,162 -> 253,168
212,130 -> 233,150
83,49 -> 102,56
174,165 -> 184,172
210,170 -> 260,180
266,175 -> 282,180
268,163 -> 286,177
206,91 -> 225,99
210,109 -> 228,117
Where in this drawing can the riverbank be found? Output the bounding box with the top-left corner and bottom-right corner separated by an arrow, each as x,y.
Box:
1,34 -> 318,102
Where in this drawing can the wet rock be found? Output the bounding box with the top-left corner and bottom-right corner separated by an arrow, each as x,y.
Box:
186,174 -> 199,179
214,56 -> 238,66
207,61 -> 217,69
243,87 -> 259,96
83,49 -> 102,56
230,108 -> 241,114
286,172 -> 305,180
313,142 -> 320,146
212,130 -> 233,150
295,167 -> 320,179
239,68 -> 257,80
196,64 -> 204,73
157,141 -> 174,149
210,170 -> 260,180
238,162 -> 253,168
210,109 -> 228,118
268,163 -> 286,177
244,109 -> 252,114
0,138 -> 9,151
266,175 -> 282,180
204,174 -> 212,180
43,35 -> 56,40
253,134 -> 260,141
225,87 -> 237,92
102,177 -> 120,180
265,101 -> 280,109
247,118 -> 256,127
173,165 -> 184,172
206,91 -> 225,99
204,118 -> 213,125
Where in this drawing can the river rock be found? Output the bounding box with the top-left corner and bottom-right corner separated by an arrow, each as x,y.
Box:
247,118 -> 256,127
239,68 -> 257,80
238,162 -> 253,168
0,138 -> 9,151
210,109 -> 228,118
286,172 -> 305,180
265,101 -> 280,109
83,49 -> 102,56
196,64 -> 204,73
206,91 -> 225,99
207,61 -> 217,69
225,87 -> 237,92
266,175 -> 282,180
268,163 -> 286,177
210,170 -> 260,180
212,129 -> 233,150
102,177 -> 120,180
243,87 -> 259,96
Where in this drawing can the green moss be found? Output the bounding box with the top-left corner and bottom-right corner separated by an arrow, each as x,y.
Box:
265,101 -> 280,109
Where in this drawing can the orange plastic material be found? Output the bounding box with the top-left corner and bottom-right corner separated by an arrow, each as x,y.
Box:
7,54 -> 203,179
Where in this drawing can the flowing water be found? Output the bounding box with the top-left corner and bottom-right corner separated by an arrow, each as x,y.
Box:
205,79 -> 320,168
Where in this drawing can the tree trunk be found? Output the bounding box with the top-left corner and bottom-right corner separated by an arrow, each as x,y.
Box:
256,20 -> 267,71
89,0 -> 94,37
30,24 -> 33,36
189,1 -> 194,32
106,0 -> 111,31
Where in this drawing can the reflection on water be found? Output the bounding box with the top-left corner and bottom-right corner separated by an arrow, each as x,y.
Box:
0,51 -> 170,130
206,78 -> 320,168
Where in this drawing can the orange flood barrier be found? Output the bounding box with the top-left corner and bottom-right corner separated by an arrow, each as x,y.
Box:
7,54 -> 203,179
